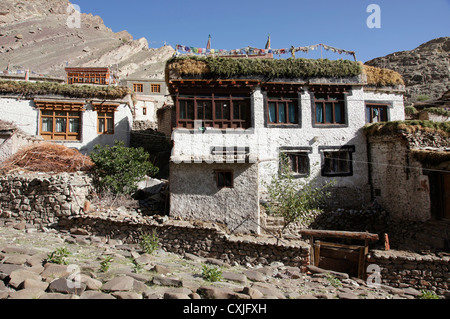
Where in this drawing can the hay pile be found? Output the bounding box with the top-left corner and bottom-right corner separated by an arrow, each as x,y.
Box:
363,65 -> 404,87
0,143 -> 94,173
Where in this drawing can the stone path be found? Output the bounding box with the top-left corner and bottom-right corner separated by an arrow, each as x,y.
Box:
0,224 -> 424,300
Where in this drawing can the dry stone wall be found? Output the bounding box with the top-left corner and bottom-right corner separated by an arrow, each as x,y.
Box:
60,214 -> 311,269
0,172 -> 92,227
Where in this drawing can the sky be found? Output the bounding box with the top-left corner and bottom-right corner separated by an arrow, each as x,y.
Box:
72,0 -> 450,62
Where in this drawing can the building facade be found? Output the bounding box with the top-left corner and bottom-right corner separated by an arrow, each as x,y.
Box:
166,57 -> 405,234
0,96 -> 133,154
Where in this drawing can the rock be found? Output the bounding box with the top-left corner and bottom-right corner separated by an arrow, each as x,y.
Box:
206,258 -> 230,268
40,263 -> 72,280
337,291 -> 359,299
22,278 -> 49,290
0,264 -> 24,276
184,253 -> 206,263
8,288 -> 46,299
48,277 -> 86,296
164,292 -> 191,299
197,286 -> 240,299
306,265 -> 349,280
251,282 -> 286,299
8,269 -> 42,289
40,293 -> 80,299
243,270 -> 266,282
151,264 -> 170,274
403,287 -> 421,297
79,274 -> 103,290
80,291 -> 116,299
134,253 -> 154,265
102,276 -> 135,292
242,286 -> 264,299
112,291 -> 143,299
3,254 -> 29,265
223,271 -> 247,284
152,275 -> 183,287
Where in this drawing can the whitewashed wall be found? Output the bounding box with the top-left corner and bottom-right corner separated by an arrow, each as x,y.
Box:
171,86 -> 405,208
0,97 -> 133,154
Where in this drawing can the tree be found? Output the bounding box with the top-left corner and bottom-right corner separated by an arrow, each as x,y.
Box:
265,153 -> 335,233
89,141 -> 159,194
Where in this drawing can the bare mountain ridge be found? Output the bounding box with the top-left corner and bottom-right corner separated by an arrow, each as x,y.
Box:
365,37 -> 450,104
0,0 -> 175,80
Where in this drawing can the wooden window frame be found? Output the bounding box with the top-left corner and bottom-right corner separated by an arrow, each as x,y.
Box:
133,83 -> 144,93
320,146 -> 355,177
313,93 -> 346,126
93,104 -> 118,135
97,112 -> 115,134
267,95 -> 298,125
151,84 -> 161,93
215,170 -> 234,189
365,103 -> 388,123
176,93 -> 251,129
36,101 -> 84,141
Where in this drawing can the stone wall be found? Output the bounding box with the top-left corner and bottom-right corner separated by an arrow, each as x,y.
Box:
0,172 -> 92,227
170,162 -> 260,234
59,213 -> 311,269
368,250 -> 449,296
368,135 -> 432,221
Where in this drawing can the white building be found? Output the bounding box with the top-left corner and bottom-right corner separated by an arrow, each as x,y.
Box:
0,92 -> 133,155
166,57 -> 405,234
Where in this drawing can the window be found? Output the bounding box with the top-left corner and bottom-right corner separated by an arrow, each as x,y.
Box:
176,94 -> 250,129
216,170 -> 233,189
267,95 -> 298,124
366,104 -> 388,123
97,112 -> 114,134
151,84 -> 161,93
133,83 -> 143,93
143,107 -> 147,115
287,152 -> 309,176
314,94 -> 345,125
320,146 -> 355,176
40,110 -> 81,141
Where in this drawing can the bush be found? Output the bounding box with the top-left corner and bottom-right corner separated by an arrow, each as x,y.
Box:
265,153 -> 335,232
139,229 -> 160,255
201,264 -> 223,282
46,247 -> 71,265
89,141 -> 159,194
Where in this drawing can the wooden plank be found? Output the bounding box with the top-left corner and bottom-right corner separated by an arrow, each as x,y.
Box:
299,229 -> 379,242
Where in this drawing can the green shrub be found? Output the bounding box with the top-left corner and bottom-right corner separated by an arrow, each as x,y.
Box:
99,255 -> 113,272
139,229 -> 160,255
418,290 -> 440,299
201,264 -> 223,282
89,140 -> 159,194
46,247 -> 71,265
265,153 -> 335,232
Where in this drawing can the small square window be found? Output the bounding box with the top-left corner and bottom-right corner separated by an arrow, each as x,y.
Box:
321,149 -> 353,176
133,83 -> 143,93
151,84 -> 161,93
281,152 -> 310,176
216,170 -> 233,189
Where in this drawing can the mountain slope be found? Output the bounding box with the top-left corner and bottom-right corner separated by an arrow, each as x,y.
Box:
0,0 -> 174,80
365,37 -> 450,104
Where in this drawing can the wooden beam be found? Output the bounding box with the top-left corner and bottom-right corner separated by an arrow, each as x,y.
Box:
299,229 -> 379,242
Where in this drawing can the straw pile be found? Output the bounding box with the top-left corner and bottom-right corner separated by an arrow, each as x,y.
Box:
0,142 -> 94,173
363,65 -> 404,87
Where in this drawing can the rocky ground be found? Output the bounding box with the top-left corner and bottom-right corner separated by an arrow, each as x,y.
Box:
0,222 -> 429,301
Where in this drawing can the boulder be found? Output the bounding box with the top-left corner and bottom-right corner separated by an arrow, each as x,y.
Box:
48,277 -> 86,296
102,276 -> 135,292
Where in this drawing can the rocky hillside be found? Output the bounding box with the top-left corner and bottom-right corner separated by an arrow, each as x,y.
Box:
365,37 -> 450,105
0,0 -> 175,80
